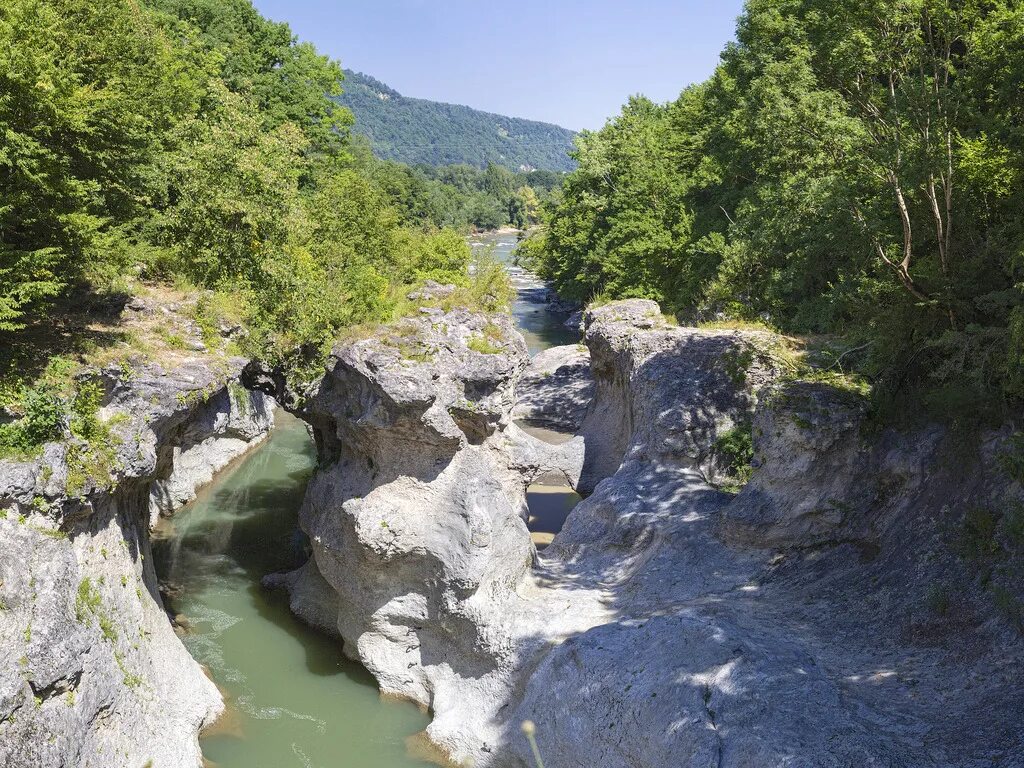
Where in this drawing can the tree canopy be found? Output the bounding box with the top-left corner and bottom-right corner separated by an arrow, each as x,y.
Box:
521,0 -> 1024,421
0,0 -> 482,373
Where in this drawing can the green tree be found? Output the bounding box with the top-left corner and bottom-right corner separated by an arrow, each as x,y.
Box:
0,0 -> 205,326
527,0 -> 1024,417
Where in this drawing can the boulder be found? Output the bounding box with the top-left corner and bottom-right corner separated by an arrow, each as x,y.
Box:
278,306 -> 584,759
719,380 -> 872,547
511,344 -> 593,432
563,309 -> 584,331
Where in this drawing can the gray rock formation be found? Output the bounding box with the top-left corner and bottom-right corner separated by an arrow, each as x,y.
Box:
576,299 -> 779,492
544,289 -> 581,315
0,356 -> 273,768
511,344 -> 593,432
516,307 -> 1024,768
148,384 -> 274,524
282,297 -> 1024,768
719,380 -> 874,547
274,306 -> 585,757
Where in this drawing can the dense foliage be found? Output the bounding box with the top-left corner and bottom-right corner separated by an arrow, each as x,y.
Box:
0,0 -> 479,370
521,0 -> 1024,420
357,153 -> 563,231
337,70 -> 577,172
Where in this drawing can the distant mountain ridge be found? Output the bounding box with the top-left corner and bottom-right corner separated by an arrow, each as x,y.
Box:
337,70 -> 577,172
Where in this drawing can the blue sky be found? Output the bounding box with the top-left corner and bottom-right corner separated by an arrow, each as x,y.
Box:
251,0 -> 745,131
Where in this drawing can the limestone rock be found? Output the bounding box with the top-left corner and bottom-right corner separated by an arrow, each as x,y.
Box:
577,299 -> 779,492
0,355 -> 273,768
279,298 -> 789,766
719,380 -> 872,547
280,297 -> 1024,768
511,344 -> 593,432
148,385 -> 274,523
276,305 -> 586,759
563,309 -> 584,331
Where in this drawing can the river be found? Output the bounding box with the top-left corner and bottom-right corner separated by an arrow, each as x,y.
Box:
153,230 -> 579,767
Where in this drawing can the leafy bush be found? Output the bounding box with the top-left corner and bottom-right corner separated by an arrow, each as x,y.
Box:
0,358 -> 78,458
713,423 -> 754,492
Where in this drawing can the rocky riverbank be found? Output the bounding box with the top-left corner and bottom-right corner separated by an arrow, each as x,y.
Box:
278,296 -> 1024,767
6,287 -> 1020,768
0,346 -> 273,767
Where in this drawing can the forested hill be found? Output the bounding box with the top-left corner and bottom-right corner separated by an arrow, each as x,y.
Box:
337,70 -> 576,172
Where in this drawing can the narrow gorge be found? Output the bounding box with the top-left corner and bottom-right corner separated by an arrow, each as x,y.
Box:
3,1 -> 1024,764
3,233 -> 1023,767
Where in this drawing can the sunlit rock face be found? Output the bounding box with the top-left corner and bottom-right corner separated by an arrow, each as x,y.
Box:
148,385 -> 274,524
278,304 -> 585,758
283,296 -> 1024,768
0,356 -> 272,768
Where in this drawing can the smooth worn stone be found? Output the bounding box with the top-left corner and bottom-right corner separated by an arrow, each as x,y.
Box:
511,344 -> 593,432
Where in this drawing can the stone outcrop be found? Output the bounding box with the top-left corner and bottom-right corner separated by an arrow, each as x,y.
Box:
575,300 -> 779,492
282,296 -> 1024,768
0,356 -> 273,768
148,384 -> 274,524
511,344 -> 593,432
273,305 -> 586,757
518,306 -> 1024,768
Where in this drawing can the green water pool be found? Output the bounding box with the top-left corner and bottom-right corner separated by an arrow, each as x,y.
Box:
153,416 -> 433,768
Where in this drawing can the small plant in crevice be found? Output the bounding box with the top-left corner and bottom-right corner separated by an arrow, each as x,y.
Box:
713,422 -> 754,493
955,499 -> 1024,635
997,432 -> 1024,486
959,506 -> 999,560
992,585 -> 1024,633
468,335 -> 502,355
77,576 -> 122,645
720,346 -> 755,386
228,381 -> 251,418
115,651 -> 142,689
925,584 -> 952,617
75,578 -> 102,623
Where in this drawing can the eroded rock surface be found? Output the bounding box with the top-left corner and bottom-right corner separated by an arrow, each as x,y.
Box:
511,344 -> 593,432
0,356 -> 272,768
517,306 -> 1024,768
281,297 -> 1023,768
148,384 -> 274,523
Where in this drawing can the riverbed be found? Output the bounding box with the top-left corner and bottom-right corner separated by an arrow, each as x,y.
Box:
153,230 -> 581,767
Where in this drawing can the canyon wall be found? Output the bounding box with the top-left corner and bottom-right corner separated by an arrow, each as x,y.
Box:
0,356 -> 273,768
284,297 -> 1024,767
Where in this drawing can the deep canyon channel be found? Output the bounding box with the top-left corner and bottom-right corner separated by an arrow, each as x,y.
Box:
152,231 -> 579,768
